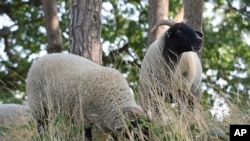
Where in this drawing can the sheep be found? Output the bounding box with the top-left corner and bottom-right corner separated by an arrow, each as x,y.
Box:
178,52 -> 202,99
26,53 -> 145,140
138,21 -> 203,116
0,104 -> 36,141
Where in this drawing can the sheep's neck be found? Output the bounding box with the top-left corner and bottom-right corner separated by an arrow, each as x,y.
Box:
162,45 -> 180,70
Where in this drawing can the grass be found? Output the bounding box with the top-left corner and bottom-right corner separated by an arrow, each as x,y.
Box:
3,89 -> 245,141
0,115 -> 37,141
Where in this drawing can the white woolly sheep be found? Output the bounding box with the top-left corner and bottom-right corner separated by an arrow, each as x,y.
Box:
139,21 -> 203,114
178,52 -> 202,98
0,104 -> 35,140
26,53 -> 145,140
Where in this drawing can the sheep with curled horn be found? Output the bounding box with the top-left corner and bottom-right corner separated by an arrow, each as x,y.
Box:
139,20 -> 203,118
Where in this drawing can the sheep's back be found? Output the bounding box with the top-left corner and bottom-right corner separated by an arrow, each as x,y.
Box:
27,54 -> 100,121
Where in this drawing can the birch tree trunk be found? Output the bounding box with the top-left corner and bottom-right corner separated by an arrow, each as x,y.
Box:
147,0 -> 169,46
69,0 -> 102,64
42,0 -> 63,53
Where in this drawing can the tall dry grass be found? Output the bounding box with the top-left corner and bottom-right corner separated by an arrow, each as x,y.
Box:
3,92 -> 248,141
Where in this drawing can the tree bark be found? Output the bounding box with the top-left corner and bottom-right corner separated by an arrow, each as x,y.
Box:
147,0 -> 169,46
174,4 -> 184,23
183,0 -> 204,56
69,0 -> 102,64
183,0 -> 204,32
42,0 -> 63,53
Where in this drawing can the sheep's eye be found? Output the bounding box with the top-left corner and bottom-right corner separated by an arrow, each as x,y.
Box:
169,30 -> 177,37
166,31 -> 171,38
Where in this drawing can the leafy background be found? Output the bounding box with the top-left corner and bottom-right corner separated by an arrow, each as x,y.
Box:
0,0 -> 249,121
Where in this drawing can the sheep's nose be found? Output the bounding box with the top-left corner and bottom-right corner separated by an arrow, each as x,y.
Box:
195,32 -> 203,44
196,38 -> 202,44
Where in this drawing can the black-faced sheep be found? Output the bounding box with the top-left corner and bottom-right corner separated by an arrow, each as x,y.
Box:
0,104 -> 36,140
26,53 -> 145,140
139,21 -> 203,115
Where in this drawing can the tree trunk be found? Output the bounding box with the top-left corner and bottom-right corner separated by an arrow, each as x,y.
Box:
174,4 -> 184,23
69,0 -> 102,64
42,0 -> 63,53
147,0 -> 169,46
183,0 -> 204,32
183,0 -> 204,55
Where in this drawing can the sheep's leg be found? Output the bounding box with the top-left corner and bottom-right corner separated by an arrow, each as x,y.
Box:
36,107 -> 49,135
85,126 -> 92,141
36,122 -> 42,134
37,119 -> 46,134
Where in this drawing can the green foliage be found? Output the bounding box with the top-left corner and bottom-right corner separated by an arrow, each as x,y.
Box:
0,0 -> 43,102
202,0 -> 250,113
102,0 -> 148,92
0,0 -> 70,103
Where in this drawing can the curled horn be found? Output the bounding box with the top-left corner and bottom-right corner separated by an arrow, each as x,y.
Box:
151,20 -> 176,33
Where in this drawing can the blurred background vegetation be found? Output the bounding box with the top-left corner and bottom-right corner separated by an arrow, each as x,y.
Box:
0,0 -> 249,121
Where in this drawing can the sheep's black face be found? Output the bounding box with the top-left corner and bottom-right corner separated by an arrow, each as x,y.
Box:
165,23 -> 203,55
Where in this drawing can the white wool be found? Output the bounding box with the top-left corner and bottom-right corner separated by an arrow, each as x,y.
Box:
178,52 -> 202,98
0,104 -> 31,126
27,53 -> 144,133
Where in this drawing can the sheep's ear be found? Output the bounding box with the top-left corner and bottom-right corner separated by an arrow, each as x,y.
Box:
122,106 -> 144,118
195,31 -> 203,38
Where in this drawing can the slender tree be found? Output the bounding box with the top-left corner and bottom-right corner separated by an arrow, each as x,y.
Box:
69,0 -> 102,64
42,0 -> 63,53
147,0 -> 169,46
183,0 -> 204,32
183,0 -> 204,55
174,4 -> 184,23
